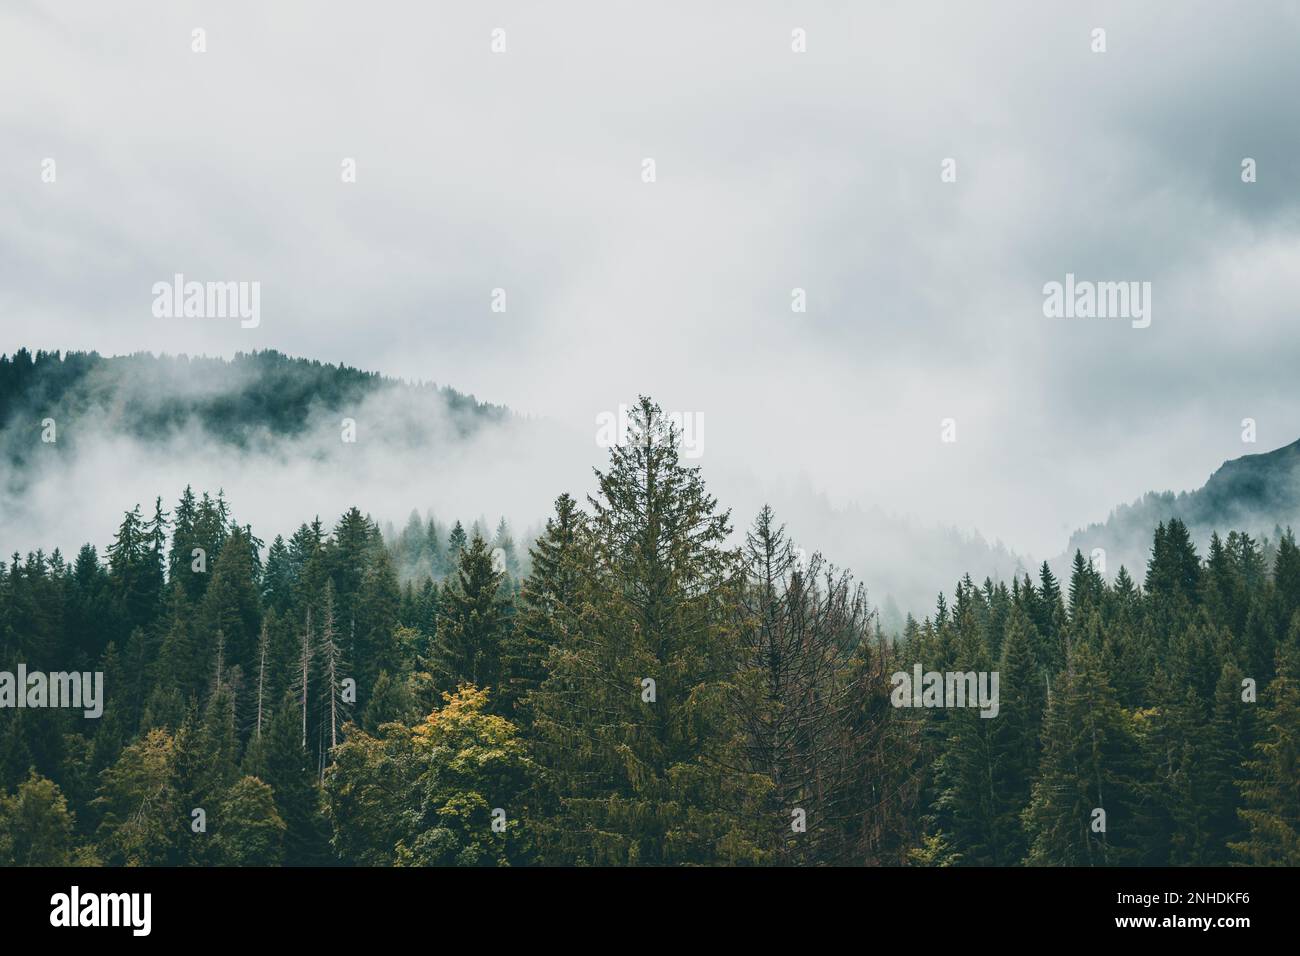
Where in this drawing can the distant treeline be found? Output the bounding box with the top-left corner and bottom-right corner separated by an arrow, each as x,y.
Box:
0,348 -> 508,466
1,398 -> 1297,866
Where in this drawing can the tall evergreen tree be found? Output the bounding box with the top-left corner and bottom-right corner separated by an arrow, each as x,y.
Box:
432,534 -> 512,695
503,494 -> 587,722
1024,643 -> 1148,865
1230,659 -> 1300,865
530,397 -> 766,865
243,697 -> 331,866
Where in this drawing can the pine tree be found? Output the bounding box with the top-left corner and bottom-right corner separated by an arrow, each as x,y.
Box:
318,583 -> 348,753
503,494 -> 587,723
243,696 -> 330,866
492,517 -> 518,574
327,507 -> 373,614
988,606 -> 1044,862
254,620 -> 271,741
294,609 -> 313,749
1200,660 -> 1255,862
360,669 -> 412,730
1146,518 -> 1202,605
1034,562 -> 1066,673
432,534 -> 512,695
196,524 -> 261,684
1230,660 -> 1300,864
446,521 -> 467,568
530,397 -> 766,865
143,496 -> 168,616
1024,643 -> 1147,865
106,504 -> 161,636
353,542 -> 400,690
261,535 -> 294,615
155,582 -> 199,702
396,509 -> 430,581
1068,549 -> 1103,620
425,518 -> 447,577
168,485 -> 201,597
1274,529 -> 1300,631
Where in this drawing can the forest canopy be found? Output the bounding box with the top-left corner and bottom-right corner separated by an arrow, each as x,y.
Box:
2,397 -> 1298,866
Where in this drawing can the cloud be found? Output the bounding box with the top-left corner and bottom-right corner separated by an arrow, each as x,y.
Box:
3,0 -> 1299,590
0,358 -> 596,562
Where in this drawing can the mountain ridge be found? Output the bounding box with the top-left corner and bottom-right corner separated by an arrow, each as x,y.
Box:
1061,437 -> 1300,579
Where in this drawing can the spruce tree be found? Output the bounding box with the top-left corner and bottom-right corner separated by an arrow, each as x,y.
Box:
503,493 -> 588,723
1024,643 -> 1148,865
243,697 -> 330,866
1230,659 -> 1300,865
446,521 -> 468,568
530,397 -> 766,865
1201,660 -> 1255,863
989,606 -> 1045,862
432,534 -> 512,696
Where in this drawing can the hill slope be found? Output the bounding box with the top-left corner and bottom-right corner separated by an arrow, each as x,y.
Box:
1063,439 -> 1300,578
0,348 -> 506,468
0,349 -> 565,567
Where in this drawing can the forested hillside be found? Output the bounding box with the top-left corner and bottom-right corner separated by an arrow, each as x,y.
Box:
0,348 -> 506,471
1064,438 -> 1300,581
0,349 -> 1028,621
1,397 -> 1297,866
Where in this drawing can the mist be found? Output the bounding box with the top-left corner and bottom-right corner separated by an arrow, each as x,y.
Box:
6,1 -> 1300,618
0,357 -> 593,566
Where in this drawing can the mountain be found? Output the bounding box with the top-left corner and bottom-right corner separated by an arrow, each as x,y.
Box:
0,349 -> 573,571
0,349 -> 1031,623
0,348 -> 507,469
26,348 -> 1299,624
1062,438 -> 1300,579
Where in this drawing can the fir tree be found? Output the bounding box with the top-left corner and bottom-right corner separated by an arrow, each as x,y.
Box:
243,697 -> 331,866
530,397 -> 766,865
446,521 -> 468,568
1024,643 -> 1148,865
503,493 -> 587,722
432,534 -> 512,696
1230,660 -> 1300,865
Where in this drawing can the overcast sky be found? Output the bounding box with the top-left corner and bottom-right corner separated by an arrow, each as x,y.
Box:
4,0 -> 1300,562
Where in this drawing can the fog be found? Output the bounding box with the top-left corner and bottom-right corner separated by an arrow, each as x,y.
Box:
0,361 -> 589,563
5,1 -> 1300,616
0,355 -> 1031,618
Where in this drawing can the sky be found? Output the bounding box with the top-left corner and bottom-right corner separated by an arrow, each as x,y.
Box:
4,0 -> 1300,572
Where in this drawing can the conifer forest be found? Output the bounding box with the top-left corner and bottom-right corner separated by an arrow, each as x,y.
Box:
2,8 -> 1298,930
2,386 -> 1297,868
